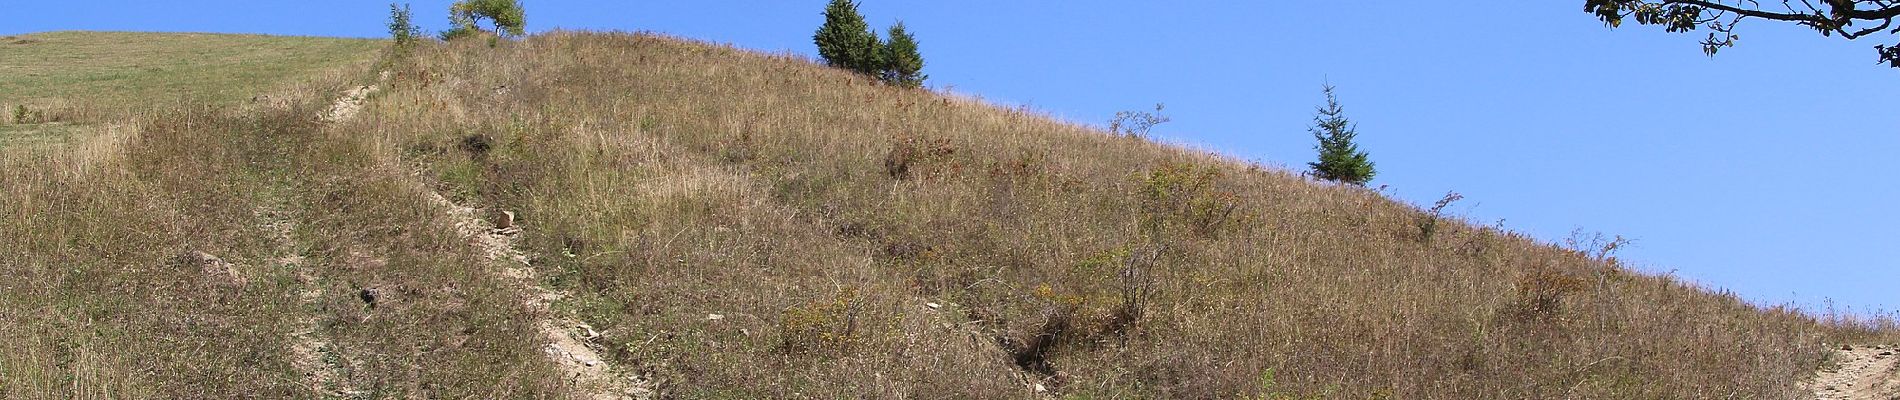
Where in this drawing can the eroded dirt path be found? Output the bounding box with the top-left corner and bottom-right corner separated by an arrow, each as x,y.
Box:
423,191 -> 652,400
265,86 -> 370,397
260,201 -> 361,397
310,80 -> 650,399
318,83 -> 378,123
1812,344 -> 1900,400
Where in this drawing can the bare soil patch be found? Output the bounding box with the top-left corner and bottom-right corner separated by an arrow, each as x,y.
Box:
1812,344 -> 1900,400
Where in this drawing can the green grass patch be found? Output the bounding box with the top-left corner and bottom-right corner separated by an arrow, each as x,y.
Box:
0,123 -> 85,148
0,31 -> 381,108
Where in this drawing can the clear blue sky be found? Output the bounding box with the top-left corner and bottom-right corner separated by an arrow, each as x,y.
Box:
8,1 -> 1896,315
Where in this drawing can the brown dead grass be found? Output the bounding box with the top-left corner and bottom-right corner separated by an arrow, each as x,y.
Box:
0,104 -> 316,398
0,69 -> 571,398
347,31 -> 1898,398
2,29 -> 1895,399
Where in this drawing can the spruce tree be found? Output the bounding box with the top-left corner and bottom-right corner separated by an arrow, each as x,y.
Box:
879,21 -> 927,88
813,0 -> 883,76
1307,85 -> 1376,185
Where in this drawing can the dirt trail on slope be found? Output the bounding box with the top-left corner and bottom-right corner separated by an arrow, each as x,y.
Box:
261,202 -> 362,397
314,80 -> 650,399
318,83 -> 378,122
270,76 -> 385,398
247,89 -> 364,396
422,191 -> 652,400
1812,344 -> 1900,400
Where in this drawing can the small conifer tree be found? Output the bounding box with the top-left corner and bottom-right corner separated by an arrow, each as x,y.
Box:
1307,85 -> 1376,185
879,21 -> 926,88
813,0 -> 883,76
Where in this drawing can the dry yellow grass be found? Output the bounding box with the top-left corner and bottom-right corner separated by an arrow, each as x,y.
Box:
0,45 -> 570,398
357,32 -> 1896,398
2,30 -> 1895,399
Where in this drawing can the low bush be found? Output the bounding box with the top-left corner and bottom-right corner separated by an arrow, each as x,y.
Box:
388,3 -> 421,50
1138,163 -> 1241,238
12,104 -> 33,124
778,288 -> 863,356
1416,191 -> 1464,243
1108,103 -> 1170,139
1509,266 -> 1590,322
883,135 -> 956,180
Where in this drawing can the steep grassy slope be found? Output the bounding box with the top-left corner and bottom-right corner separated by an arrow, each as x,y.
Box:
0,97 -> 581,399
0,30 -> 1892,399
0,34 -> 574,398
354,32 -> 1891,398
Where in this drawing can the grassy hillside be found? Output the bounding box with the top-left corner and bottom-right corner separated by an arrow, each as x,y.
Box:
0,31 -> 381,108
362,33 -> 1894,397
0,31 -> 382,152
1,30 -> 1893,399
0,31 -> 379,149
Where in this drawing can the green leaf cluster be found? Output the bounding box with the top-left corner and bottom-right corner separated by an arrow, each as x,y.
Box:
442,0 -> 526,40
387,3 -> 420,47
